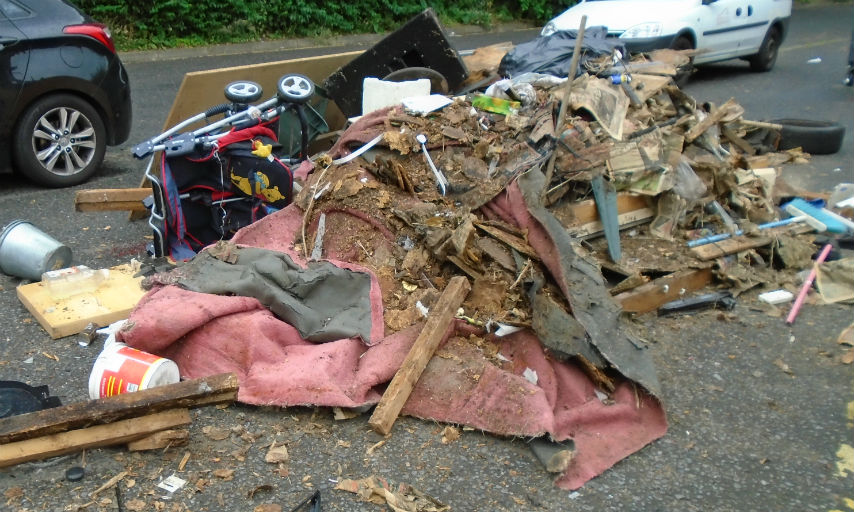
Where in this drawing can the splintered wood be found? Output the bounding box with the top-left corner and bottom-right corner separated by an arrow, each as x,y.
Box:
0,373 -> 238,467
369,276 -> 471,435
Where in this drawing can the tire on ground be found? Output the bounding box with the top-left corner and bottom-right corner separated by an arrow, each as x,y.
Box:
12,93 -> 106,187
772,118 -> 846,155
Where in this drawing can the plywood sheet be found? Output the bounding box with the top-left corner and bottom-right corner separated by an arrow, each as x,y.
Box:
16,264 -> 146,339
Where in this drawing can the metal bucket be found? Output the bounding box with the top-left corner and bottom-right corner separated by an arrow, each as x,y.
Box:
0,220 -> 72,281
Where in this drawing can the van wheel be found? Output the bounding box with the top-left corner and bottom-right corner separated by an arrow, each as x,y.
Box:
12,94 -> 106,187
749,27 -> 781,72
670,36 -> 694,87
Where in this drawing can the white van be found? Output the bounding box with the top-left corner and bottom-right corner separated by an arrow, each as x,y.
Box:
541,0 -> 793,71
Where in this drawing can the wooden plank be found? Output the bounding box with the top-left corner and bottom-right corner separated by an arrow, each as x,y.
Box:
16,264 -> 146,339
0,373 -> 238,444
473,222 -> 540,261
556,193 -> 650,226
0,409 -> 190,468
615,268 -> 714,314
690,236 -> 772,261
720,124 -> 756,156
126,428 -> 189,451
369,276 -> 471,435
75,188 -> 151,212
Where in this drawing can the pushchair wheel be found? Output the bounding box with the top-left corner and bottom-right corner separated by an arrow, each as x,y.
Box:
225,81 -> 263,103
277,74 -> 315,104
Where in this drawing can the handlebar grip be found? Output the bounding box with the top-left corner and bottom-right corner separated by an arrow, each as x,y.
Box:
204,103 -> 232,118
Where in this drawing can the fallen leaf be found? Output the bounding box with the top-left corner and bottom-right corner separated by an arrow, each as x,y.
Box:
773,358 -> 794,375
125,499 -> 146,512
4,486 -> 23,503
213,469 -> 234,480
202,426 -> 230,441
337,440 -> 351,448
42,351 -> 59,361
125,479 -> 136,489
265,443 -> 288,464
839,323 -> 854,346
247,484 -> 273,499
840,349 -> 854,365
253,505 -> 282,512
441,426 -> 460,444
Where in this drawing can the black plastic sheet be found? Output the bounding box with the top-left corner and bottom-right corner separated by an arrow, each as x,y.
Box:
499,26 -> 626,79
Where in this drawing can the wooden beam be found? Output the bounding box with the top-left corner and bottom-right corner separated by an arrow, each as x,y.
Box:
0,373 -> 238,444
615,268 -> 714,314
690,236 -> 772,261
0,409 -> 190,468
369,276 -> 471,435
126,428 -> 189,451
75,188 -> 151,212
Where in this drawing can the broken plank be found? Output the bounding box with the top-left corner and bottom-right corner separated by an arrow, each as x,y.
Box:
126,428 -> 189,451
720,124 -> 756,156
0,373 -> 238,444
690,236 -> 772,261
615,268 -> 714,314
574,208 -> 655,239
369,276 -> 471,436
16,264 -> 146,339
0,409 -> 190,468
473,222 -> 539,261
75,188 -> 151,212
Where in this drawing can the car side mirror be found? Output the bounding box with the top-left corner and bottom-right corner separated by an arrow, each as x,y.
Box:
702,0 -> 718,4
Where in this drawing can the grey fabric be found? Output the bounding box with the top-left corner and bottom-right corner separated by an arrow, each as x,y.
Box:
155,244 -> 374,343
517,166 -> 661,397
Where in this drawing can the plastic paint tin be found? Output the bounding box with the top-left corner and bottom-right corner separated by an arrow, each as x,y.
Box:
88,341 -> 179,399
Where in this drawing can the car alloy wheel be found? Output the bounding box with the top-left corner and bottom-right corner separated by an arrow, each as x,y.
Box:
13,94 -> 106,187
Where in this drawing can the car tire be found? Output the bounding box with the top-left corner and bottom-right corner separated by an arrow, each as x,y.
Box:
749,26 -> 781,72
12,94 -> 106,187
670,36 -> 694,87
772,118 -> 845,155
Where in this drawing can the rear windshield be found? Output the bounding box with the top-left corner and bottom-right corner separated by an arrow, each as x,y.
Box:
0,0 -> 31,20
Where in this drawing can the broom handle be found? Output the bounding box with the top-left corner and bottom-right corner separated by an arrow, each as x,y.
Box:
785,243 -> 833,325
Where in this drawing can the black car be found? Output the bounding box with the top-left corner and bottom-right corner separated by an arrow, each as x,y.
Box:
0,0 -> 131,187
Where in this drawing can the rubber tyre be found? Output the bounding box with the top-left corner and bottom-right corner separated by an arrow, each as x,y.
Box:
12,94 -> 106,187
772,118 -> 845,155
749,27 -> 781,72
670,36 -> 694,87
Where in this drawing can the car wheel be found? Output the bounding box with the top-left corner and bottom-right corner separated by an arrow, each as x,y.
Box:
670,36 -> 694,87
772,118 -> 845,155
12,94 -> 106,187
749,26 -> 780,72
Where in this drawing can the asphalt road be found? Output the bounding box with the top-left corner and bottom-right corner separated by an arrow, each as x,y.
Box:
1,3 -> 853,512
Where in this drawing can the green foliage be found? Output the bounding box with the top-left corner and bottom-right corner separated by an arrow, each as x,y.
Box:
72,0 -> 575,50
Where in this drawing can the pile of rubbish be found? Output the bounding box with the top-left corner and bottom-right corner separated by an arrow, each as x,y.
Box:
4,8 -> 853,499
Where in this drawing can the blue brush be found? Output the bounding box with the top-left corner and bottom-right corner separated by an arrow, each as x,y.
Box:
783,198 -> 852,234
687,197 -> 853,248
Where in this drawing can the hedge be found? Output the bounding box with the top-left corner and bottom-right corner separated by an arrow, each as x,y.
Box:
72,0 -> 575,49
